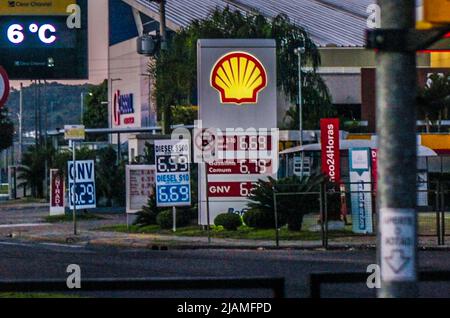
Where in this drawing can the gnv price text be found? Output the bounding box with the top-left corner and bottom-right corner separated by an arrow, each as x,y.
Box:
69,182 -> 95,206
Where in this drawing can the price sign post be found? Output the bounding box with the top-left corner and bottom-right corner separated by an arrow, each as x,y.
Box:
65,125 -> 87,235
155,140 -> 191,232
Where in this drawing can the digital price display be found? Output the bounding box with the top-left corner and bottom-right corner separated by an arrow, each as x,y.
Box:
68,160 -> 96,209
155,140 -> 191,207
0,0 -> 88,79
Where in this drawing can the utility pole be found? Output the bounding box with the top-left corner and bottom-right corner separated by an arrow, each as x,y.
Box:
367,1 -> 450,297
376,0 -> 418,298
159,0 -> 167,51
295,43 -> 306,177
18,83 -> 23,163
156,0 -> 169,134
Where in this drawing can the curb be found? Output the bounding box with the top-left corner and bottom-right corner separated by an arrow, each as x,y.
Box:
8,233 -> 450,252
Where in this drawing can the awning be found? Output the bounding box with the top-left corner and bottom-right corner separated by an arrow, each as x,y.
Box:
280,139 -> 438,157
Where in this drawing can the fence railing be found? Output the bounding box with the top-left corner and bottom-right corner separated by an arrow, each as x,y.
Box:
310,271 -> 450,298
271,180 -> 449,247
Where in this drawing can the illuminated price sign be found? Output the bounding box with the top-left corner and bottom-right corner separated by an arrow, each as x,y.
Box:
68,160 -> 96,209
155,140 -> 191,207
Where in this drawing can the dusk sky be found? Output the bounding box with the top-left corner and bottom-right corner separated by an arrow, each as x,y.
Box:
11,0 -> 109,89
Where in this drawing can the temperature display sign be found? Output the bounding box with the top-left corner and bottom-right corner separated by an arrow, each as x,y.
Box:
155,140 -> 191,207
0,0 -> 87,79
67,160 -> 96,209
1,18 -> 76,48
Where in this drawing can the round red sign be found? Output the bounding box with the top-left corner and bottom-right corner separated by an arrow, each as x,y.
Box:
0,66 -> 10,108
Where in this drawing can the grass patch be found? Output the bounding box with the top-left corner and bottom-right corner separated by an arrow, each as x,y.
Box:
0,184 -> 8,195
45,213 -> 105,223
97,224 -> 361,241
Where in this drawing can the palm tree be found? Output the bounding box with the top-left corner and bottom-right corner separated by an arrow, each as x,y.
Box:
247,174 -> 326,231
17,146 -> 54,198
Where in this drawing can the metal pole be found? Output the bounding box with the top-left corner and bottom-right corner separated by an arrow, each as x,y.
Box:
18,83 -> 23,163
205,163 -> 211,244
159,0 -> 167,51
320,182 -> 325,248
298,49 -> 302,146
34,81 -> 38,148
72,141 -> 77,236
439,183 -> 445,245
272,188 -> 279,248
324,183 -> 328,250
172,206 -> 177,232
80,92 -> 84,124
435,181 -> 441,245
117,133 -> 121,163
377,0 -> 418,298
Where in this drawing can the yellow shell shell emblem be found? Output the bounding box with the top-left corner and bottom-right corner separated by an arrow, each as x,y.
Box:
211,52 -> 267,105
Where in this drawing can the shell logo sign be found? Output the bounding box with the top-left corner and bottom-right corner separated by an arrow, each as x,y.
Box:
211,51 -> 267,105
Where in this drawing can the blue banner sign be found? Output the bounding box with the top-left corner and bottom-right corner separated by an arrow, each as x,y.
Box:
67,160 -> 96,209
155,140 -> 191,207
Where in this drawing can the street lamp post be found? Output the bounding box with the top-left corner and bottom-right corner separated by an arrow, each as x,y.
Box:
295,43 -> 306,176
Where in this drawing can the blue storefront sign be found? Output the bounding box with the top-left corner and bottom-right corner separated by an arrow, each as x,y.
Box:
349,148 -> 373,234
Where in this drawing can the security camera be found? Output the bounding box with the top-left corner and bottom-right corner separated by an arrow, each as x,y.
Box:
137,35 -> 160,56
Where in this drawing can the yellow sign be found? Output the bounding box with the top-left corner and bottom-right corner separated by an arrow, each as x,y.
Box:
64,125 -> 85,141
210,52 -> 268,105
0,0 -> 76,16
424,0 -> 450,23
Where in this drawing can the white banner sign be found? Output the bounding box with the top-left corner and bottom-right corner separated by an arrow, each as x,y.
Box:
380,208 -> 416,282
126,165 -> 156,213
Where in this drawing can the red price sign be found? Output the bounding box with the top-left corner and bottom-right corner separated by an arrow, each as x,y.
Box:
208,182 -> 257,198
216,134 -> 272,151
207,159 -> 273,175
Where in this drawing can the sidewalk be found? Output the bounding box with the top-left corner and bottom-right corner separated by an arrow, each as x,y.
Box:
6,221 -> 450,251
0,202 -> 448,250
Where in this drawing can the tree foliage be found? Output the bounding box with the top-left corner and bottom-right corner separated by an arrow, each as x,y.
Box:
17,145 -> 54,198
247,174 -> 325,231
417,74 -> 450,132
0,107 -> 14,152
151,7 -> 331,129
83,79 -> 108,140
283,72 -> 335,129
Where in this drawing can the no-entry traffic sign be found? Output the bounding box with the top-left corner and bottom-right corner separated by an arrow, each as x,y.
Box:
0,66 -> 10,108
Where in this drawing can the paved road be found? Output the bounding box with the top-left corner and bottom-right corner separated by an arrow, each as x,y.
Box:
0,241 -> 449,298
0,204 -> 49,225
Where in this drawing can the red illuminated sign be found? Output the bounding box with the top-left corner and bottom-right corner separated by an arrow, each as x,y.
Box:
207,159 -> 273,175
50,170 -> 64,208
208,182 -> 256,198
320,118 -> 341,184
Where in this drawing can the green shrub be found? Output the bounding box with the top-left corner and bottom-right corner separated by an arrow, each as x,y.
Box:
134,195 -> 161,227
243,209 -> 277,229
156,210 -> 191,229
214,213 -> 242,231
